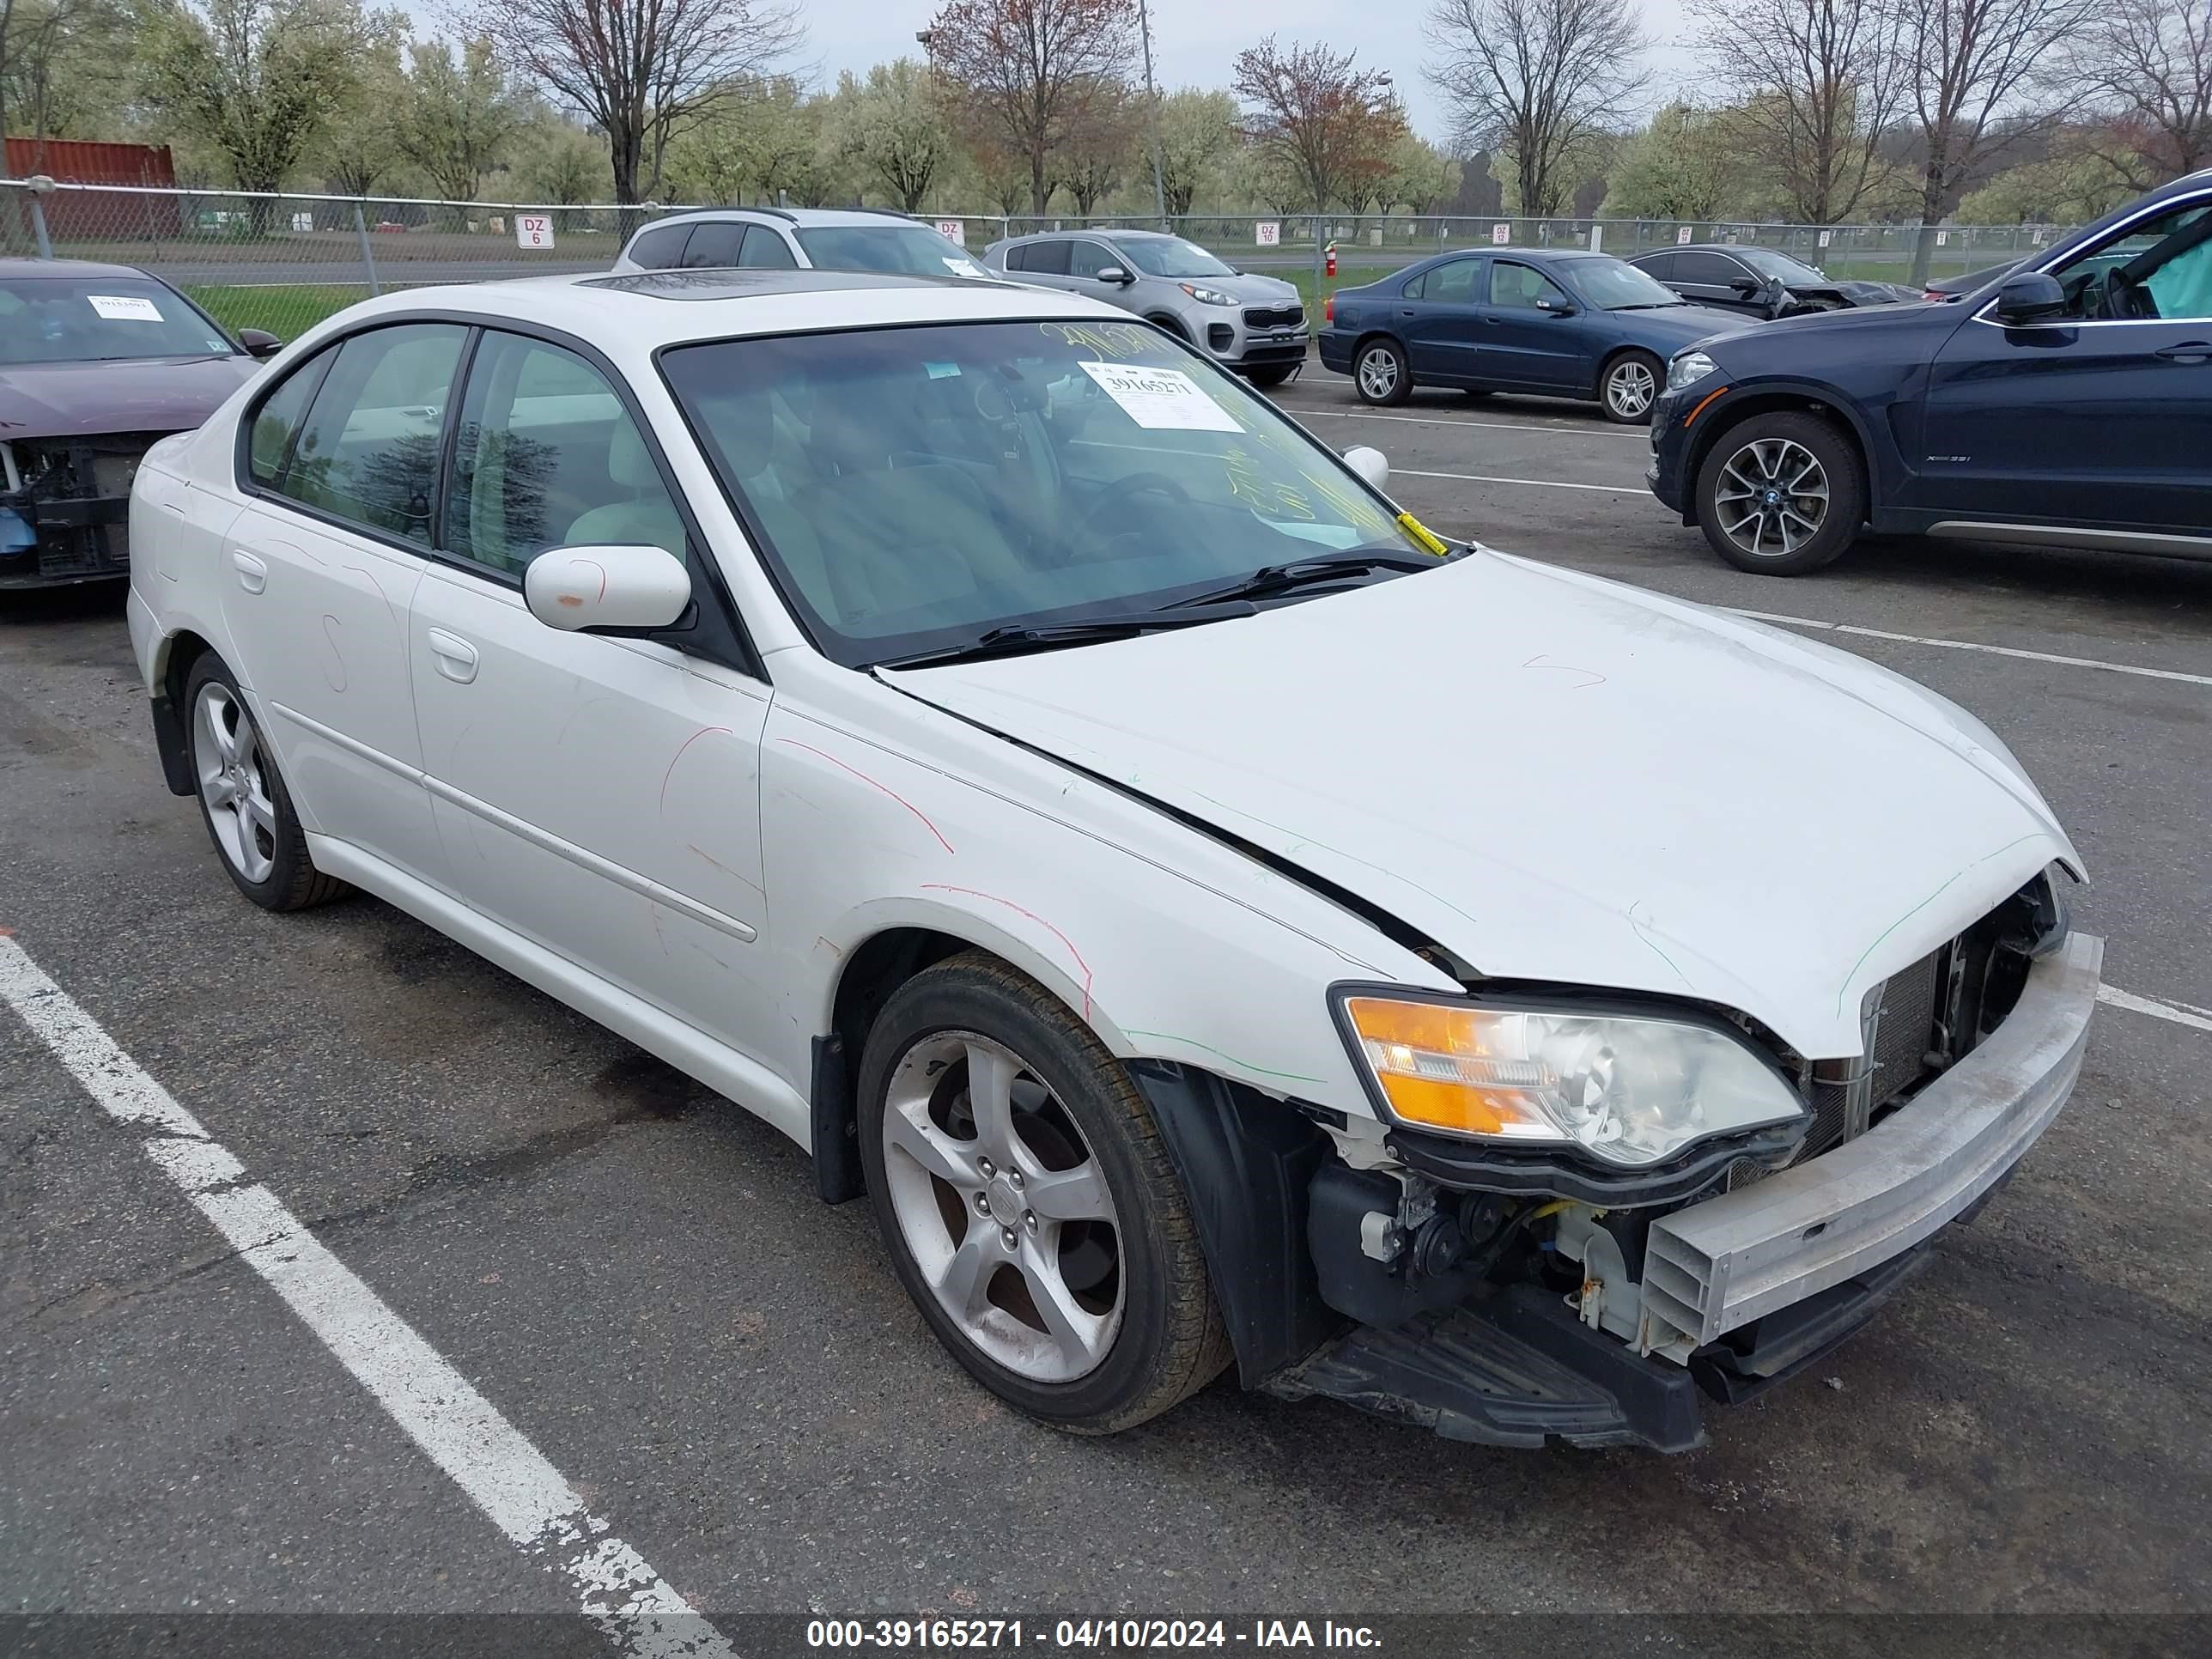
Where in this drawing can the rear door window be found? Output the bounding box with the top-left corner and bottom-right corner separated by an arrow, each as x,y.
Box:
1422,258 -> 1482,303
271,323 -> 468,545
680,222 -> 745,268
1014,240 -> 1071,276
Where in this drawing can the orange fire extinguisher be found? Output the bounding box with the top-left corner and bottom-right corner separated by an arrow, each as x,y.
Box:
1324,240 -> 1337,278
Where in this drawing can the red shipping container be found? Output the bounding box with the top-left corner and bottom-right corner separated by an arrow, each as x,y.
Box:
6,140 -> 182,240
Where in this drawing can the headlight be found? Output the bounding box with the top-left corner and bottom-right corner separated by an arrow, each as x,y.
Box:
1666,349 -> 1720,392
1338,993 -> 1802,1167
1180,283 -> 1238,307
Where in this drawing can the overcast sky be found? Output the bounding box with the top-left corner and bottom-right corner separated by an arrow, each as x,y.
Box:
776,0 -> 1698,143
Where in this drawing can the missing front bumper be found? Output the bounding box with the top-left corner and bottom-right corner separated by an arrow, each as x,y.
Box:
1643,933 -> 2101,1346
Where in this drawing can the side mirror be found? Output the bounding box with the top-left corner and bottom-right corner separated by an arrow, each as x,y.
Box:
1342,445 -> 1389,490
1991,270 -> 2067,324
524,544 -> 692,633
238,328 -> 283,358
1727,274 -> 1762,295
1096,264 -> 1133,285
1535,297 -> 1577,317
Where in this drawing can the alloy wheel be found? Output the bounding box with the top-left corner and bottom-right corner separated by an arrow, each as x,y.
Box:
878,1030 -> 1124,1383
1357,347 -> 1400,401
192,682 -> 276,884
1713,436 -> 1830,560
1606,358 -> 1656,420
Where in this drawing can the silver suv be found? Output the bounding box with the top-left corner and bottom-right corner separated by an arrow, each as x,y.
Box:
982,228 -> 1308,385
613,207 -> 995,279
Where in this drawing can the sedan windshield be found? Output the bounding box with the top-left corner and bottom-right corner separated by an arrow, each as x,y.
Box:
1568,258 -> 1686,310
662,319 -> 1437,666
793,227 -> 993,279
0,276 -> 235,366
1738,248 -> 1826,286
1111,237 -> 1237,279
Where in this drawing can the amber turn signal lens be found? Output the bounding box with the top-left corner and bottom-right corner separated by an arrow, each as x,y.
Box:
1342,996 -> 1557,1139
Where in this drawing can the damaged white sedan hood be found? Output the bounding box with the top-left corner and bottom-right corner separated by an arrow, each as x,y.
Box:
881,552 -> 2077,1059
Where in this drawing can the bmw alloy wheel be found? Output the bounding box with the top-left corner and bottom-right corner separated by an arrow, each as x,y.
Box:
1712,437 -> 1830,560
192,681 -> 277,884
878,1030 -> 1125,1383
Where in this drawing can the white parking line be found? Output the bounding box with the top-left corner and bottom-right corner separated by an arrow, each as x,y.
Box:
1292,407 -> 1644,439
1395,467 -> 1648,495
2098,985 -> 2212,1033
1728,609 -> 2212,690
0,934 -> 732,1659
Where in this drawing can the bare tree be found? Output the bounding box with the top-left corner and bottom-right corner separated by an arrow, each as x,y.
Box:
2070,0 -> 2212,186
1425,0 -> 1648,216
921,0 -> 1139,216
1690,0 -> 1901,222
1894,0 -> 2096,282
459,0 -> 802,217
1231,36 -> 1404,216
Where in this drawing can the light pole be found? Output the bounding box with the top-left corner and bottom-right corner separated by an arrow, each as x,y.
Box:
1137,0 -> 1169,229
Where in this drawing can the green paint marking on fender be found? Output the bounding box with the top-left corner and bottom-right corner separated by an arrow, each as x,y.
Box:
1124,1030 -> 1324,1085
1834,832 -> 2046,1017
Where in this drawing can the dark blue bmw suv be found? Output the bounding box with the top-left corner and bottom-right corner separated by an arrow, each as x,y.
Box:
1647,169 -> 2212,574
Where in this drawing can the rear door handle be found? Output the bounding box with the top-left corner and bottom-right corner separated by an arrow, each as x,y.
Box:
2155,341 -> 2212,362
425,627 -> 479,684
229,550 -> 267,593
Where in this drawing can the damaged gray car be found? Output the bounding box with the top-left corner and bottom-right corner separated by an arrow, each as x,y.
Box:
2,258 -> 278,591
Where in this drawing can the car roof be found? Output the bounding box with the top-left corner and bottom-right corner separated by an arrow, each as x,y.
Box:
279,267 -> 1124,355
996,227 -> 1169,243
0,256 -> 161,281
629,207 -> 925,236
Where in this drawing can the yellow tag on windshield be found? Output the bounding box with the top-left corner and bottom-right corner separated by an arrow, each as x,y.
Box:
1397,512 -> 1451,557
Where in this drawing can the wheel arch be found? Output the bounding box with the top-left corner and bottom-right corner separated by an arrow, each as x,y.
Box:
1683,388 -> 1877,526
806,902 -> 1134,1205
1594,342 -> 1662,399
1144,311 -> 1190,339
151,628 -> 218,796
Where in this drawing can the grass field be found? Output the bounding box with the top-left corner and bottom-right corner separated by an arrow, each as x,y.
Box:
185,283 -> 377,340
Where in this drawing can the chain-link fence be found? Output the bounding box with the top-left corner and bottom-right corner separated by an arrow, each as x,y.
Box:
3,179 -> 2081,343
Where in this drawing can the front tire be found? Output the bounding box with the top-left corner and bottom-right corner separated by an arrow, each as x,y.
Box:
1695,412 -> 1864,575
1243,363 -> 1297,389
1599,350 -> 1662,424
1352,337 -> 1411,406
857,952 -> 1230,1432
185,654 -> 349,910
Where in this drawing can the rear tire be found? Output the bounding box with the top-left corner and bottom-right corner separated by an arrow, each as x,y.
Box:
184,654 -> 349,910
1352,337 -> 1411,406
1694,411 -> 1864,575
857,951 -> 1230,1433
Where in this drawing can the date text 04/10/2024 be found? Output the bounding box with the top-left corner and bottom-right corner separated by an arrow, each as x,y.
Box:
804,1619 -> 1384,1650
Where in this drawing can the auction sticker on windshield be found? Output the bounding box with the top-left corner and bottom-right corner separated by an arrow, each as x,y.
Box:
1079,361 -> 1243,433
88,295 -> 163,321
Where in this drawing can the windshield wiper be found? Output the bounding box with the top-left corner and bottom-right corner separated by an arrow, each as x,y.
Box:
875,601 -> 1258,669
1608,301 -> 1685,311
1173,548 -> 1445,609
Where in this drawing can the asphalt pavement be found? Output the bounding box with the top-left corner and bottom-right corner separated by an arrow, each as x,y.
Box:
3,373 -> 2207,1652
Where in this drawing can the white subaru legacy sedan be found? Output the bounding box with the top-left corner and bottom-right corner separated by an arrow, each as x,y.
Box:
127,268 -> 2100,1449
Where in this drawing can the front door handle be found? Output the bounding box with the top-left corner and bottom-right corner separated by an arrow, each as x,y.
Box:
425,627 -> 479,684
2155,341 -> 2212,362
230,550 -> 267,593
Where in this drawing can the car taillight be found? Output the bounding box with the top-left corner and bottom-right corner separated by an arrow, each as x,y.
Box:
1325,294 -> 1334,323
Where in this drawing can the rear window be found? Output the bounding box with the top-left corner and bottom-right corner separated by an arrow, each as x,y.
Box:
0,276 -> 235,365
625,223 -> 693,269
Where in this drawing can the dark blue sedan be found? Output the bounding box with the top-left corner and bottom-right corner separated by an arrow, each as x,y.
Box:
1318,248 -> 1743,422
